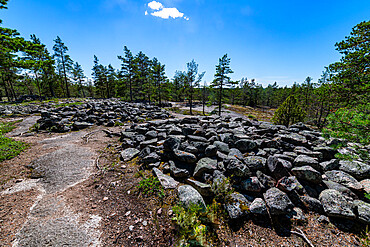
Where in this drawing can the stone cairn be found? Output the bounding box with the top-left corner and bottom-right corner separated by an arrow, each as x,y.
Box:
120,115 -> 370,226
35,100 -> 171,132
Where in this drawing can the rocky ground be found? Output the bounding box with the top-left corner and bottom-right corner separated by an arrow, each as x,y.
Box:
0,99 -> 369,246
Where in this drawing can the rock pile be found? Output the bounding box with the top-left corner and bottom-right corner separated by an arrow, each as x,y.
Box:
35,100 -> 171,132
120,115 -> 370,225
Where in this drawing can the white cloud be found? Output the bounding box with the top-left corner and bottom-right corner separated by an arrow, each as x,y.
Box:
148,1 -> 163,10
151,7 -> 184,19
146,1 -> 189,20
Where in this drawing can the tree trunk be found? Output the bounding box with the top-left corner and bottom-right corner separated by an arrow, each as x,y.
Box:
129,78 -> 133,102
218,77 -> 223,116
61,54 -> 70,98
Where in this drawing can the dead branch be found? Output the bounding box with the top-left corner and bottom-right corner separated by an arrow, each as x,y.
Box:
291,227 -> 315,247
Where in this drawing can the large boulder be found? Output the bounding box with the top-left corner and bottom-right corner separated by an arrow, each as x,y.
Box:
294,155 -> 320,170
319,189 -> 355,219
249,198 -> 268,215
354,200 -> 370,224
263,188 -> 294,215
177,185 -> 206,210
174,151 -> 197,164
267,156 -> 290,180
193,157 -> 217,178
338,160 -> 370,180
163,137 -> 181,151
291,166 -> 322,184
224,192 -> 250,220
120,148 -> 140,162
235,139 -> 257,152
324,170 -> 363,191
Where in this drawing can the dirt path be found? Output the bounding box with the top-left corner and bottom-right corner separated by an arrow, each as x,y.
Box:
1,116 -> 110,247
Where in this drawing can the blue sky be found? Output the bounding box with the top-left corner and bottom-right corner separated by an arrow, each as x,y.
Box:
2,0 -> 370,87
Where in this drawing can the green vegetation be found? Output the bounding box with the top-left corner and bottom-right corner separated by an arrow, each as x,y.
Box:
323,105 -> 370,145
0,120 -> 28,162
360,226 -> 370,247
272,95 -> 306,126
137,175 -> 165,199
365,193 -> 370,201
172,201 -> 222,247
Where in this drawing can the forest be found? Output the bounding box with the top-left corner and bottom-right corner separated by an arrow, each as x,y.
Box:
1,0 -> 369,145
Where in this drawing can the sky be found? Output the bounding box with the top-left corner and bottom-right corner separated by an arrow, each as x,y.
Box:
2,0 -> 370,87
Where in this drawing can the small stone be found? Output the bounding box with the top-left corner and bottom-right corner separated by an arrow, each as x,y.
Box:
103,197 -> 109,201
142,220 -> 148,226
157,208 -> 162,215
129,225 -> 134,231
125,211 -> 131,216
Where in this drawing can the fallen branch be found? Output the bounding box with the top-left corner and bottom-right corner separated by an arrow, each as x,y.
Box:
82,130 -> 100,143
95,153 -> 102,170
291,227 -> 314,247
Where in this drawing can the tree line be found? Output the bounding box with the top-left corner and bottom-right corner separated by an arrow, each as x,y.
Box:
1,0 -> 369,141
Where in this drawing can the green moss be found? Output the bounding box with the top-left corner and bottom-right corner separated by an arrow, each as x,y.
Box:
0,136 -> 28,162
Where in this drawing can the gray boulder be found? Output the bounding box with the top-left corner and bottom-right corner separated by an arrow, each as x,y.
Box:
291,166 -> 322,184
241,177 -> 263,193
214,141 -> 230,154
294,155 -> 320,170
300,196 -> 324,214
324,170 -> 363,191
120,148 -> 140,162
319,159 -> 340,172
235,139 -> 257,152
153,168 -> 179,189
322,180 -> 358,200
205,145 -> 217,157
244,156 -> 266,172
174,151 -> 197,164
263,188 -> 294,215
354,200 -> 370,224
186,179 -> 213,197
224,192 -> 250,219
177,185 -> 206,210
163,137 -> 181,151
193,157 -> 217,178
319,189 -> 355,219
267,156 -> 290,180
338,160 -> 370,180
249,198 -> 268,215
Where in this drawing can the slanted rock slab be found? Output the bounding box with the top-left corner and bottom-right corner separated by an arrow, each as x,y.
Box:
319,189 -> 355,219
153,168 -> 179,189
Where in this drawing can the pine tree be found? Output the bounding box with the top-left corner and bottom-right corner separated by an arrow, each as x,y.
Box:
118,46 -> 135,101
152,57 -> 166,106
272,95 -> 306,127
185,60 -> 205,115
211,54 -> 234,116
53,36 -> 72,98
72,62 -> 85,97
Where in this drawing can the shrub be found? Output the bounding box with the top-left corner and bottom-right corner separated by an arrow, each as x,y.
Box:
323,104 -> 370,145
272,95 -> 306,127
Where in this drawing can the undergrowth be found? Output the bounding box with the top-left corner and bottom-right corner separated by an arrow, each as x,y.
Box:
0,120 -> 28,162
137,175 -> 165,199
172,201 -> 223,247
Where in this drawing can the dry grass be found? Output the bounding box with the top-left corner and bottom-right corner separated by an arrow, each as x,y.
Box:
225,104 -> 276,122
